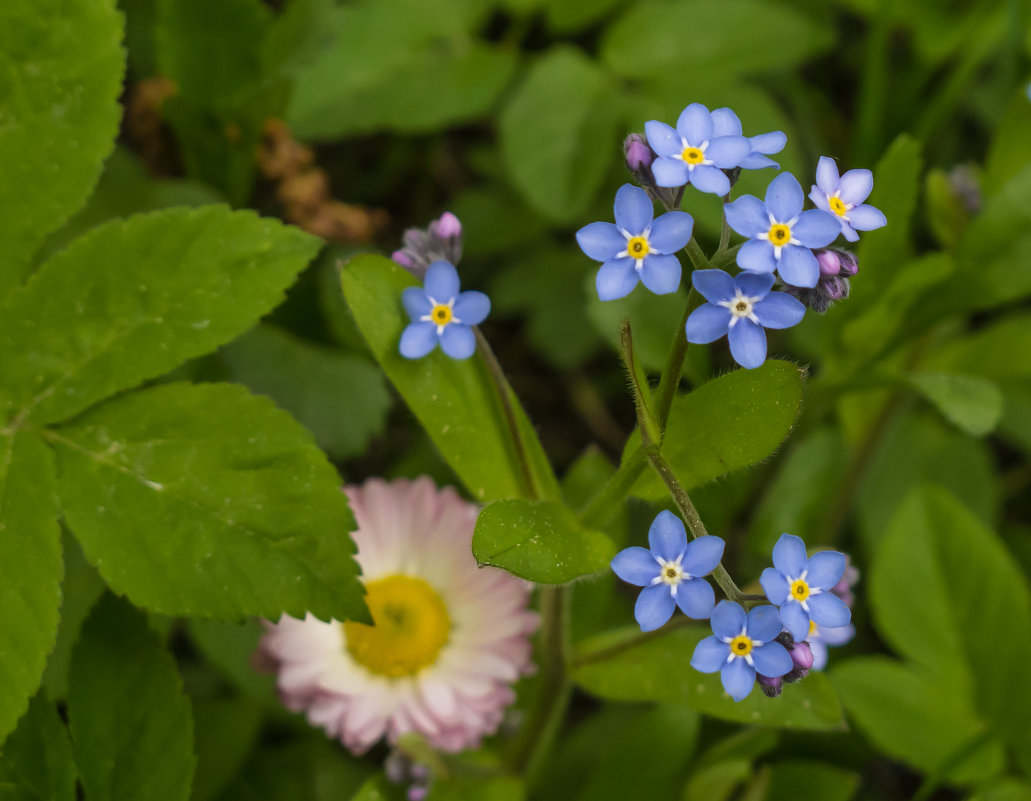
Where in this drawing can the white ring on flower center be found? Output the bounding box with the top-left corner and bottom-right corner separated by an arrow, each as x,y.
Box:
677,138 -> 711,170
618,228 -> 653,270
421,296 -> 460,335
717,289 -> 762,328
784,568 -> 821,612
723,627 -> 758,667
651,554 -> 689,595
758,213 -> 801,258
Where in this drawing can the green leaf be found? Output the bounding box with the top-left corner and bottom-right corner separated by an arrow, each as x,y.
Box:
585,282 -> 690,373
572,627 -> 845,730
831,657 -> 1005,784
909,372 -> 1003,436
499,46 -> 621,222
191,697 -> 263,801
0,695 -> 76,801
472,499 -> 616,584
985,90 -> 1031,195
219,324 -> 392,461
429,776 -> 524,801
68,595 -> 195,801
629,360 -> 805,499
870,487 -> 1031,743
924,313 -> 1031,382
0,0 -> 124,294
52,382 -> 367,622
0,431 -> 62,746
600,0 -> 832,79
340,254 -> 559,503
262,0 -> 336,79
762,761 -> 859,801
0,206 -> 322,426
968,780 -> 1031,801
222,738 -> 375,801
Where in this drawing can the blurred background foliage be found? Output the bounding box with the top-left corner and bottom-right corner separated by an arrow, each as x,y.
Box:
20,0 -> 1031,798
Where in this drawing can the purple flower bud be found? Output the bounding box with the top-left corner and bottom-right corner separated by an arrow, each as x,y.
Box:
790,641 -> 814,671
391,249 -> 413,268
624,133 -> 654,171
831,558 -> 860,608
816,249 -> 840,276
430,211 -> 462,239
835,250 -> 859,277
408,787 -> 429,801
758,675 -> 783,697
824,275 -> 850,301
392,213 -> 464,278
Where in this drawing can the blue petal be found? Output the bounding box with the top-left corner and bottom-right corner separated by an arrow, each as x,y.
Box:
740,153 -> 779,170
635,584 -> 676,632
676,102 -> 713,144
711,600 -> 747,640
685,304 -> 731,344
644,120 -> 682,158
710,107 -> 742,137
613,184 -> 653,235
746,604 -> 784,644
735,271 -> 774,298
399,322 -> 438,359
424,260 -> 460,301
453,291 -> 490,325
838,168 -> 874,205
576,221 -> 626,262
440,324 -> 476,359
402,286 -> 431,319
724,195 -> 769,238
736,239 -> 777,274
705,135 -> 750,169
682,535 -> 725,577
675,577 -> 715,619
815,156 -> 840,194
840,221 -> 860,242
596,257 -> 639,301
720,658 -> 756,702
727,318 -> 767,369
648,510 -> 687,562
805,550 -> 846,590
819,623 -> 856,647
749,131 -> 786,156
687,164 -> 730,196
649,210 -> 694,253
752,641 -> 792,678
779,600 -> 811,641
690,268 -> 735,302
776,246 -> 819,288
848,204 -> 887,231
760,567 -> 790,605
639,253 -> 681,295
753,292 -> 805,330
652,157 -> 690,188
772,533 -> 808,576
691,635 -> 730,672
611,546 -> 660,586
810,640 -> 829,670
794,210 -> 841,248
808,592 -> 852,629
764,173 -> 804,222
808,186 -> 830,212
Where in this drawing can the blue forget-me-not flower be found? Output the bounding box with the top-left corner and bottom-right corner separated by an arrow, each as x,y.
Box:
610,510 -> 724,632
691,601 -> 794,701
710,107 -> 786,170
760,533 -> 852,641
576,184 -> 694,301
685,269 -> 806,369
399,260 -> 490,360
809,156 -> 887,243
725,173 -> 841,288
644,103 -> 751,196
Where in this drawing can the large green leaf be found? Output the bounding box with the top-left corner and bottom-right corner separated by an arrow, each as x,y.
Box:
908,372 -> 1003,436
0,0 -> 124,294
472,499 -> 615,584
572,627 -> 845,730
0,206 -> 321,426
340,254 -> 559,503
52,382 -> 367,623
0,695 -> 76,801
629,360 -> 805,499
499,47 -> 621,222
68,596 -> 195,801
0,431 -> 62,746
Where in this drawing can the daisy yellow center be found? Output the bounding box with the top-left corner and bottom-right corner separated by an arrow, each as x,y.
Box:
768,223 -> 792,246
791,578 -> 811,602
730,634 -> 753,657
627,236 -> 650,258
681,146 -> 704,164
828,195 -> 848,216
344,575 -> 451,677
430,304 -> 453,326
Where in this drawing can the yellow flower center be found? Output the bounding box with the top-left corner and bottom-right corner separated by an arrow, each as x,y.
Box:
828,195 -> 848,216
430,304 -> 453,326
809,619 -> 819,638
659,561 -> 682,585
344,575 -> 451,677
768,223 -> 792,246
791,578 -> 811,602
730,634 -> 753,657
681,146 -> 705,165
627,236 -> 650,259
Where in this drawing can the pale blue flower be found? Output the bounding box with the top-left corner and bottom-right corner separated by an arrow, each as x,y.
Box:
399,261 -> 489,360
809,156 -> 887,243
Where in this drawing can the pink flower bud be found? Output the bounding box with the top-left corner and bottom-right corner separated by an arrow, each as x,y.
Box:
431,211 -> 462,239
816,249 -> 840,276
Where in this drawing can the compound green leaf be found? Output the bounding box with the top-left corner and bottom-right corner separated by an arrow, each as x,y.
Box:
0,695 -> 76,801
0,206 -> 321,426
52,382 -> 367,623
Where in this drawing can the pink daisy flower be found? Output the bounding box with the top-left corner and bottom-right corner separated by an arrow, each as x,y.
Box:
259,477 -> 538,754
